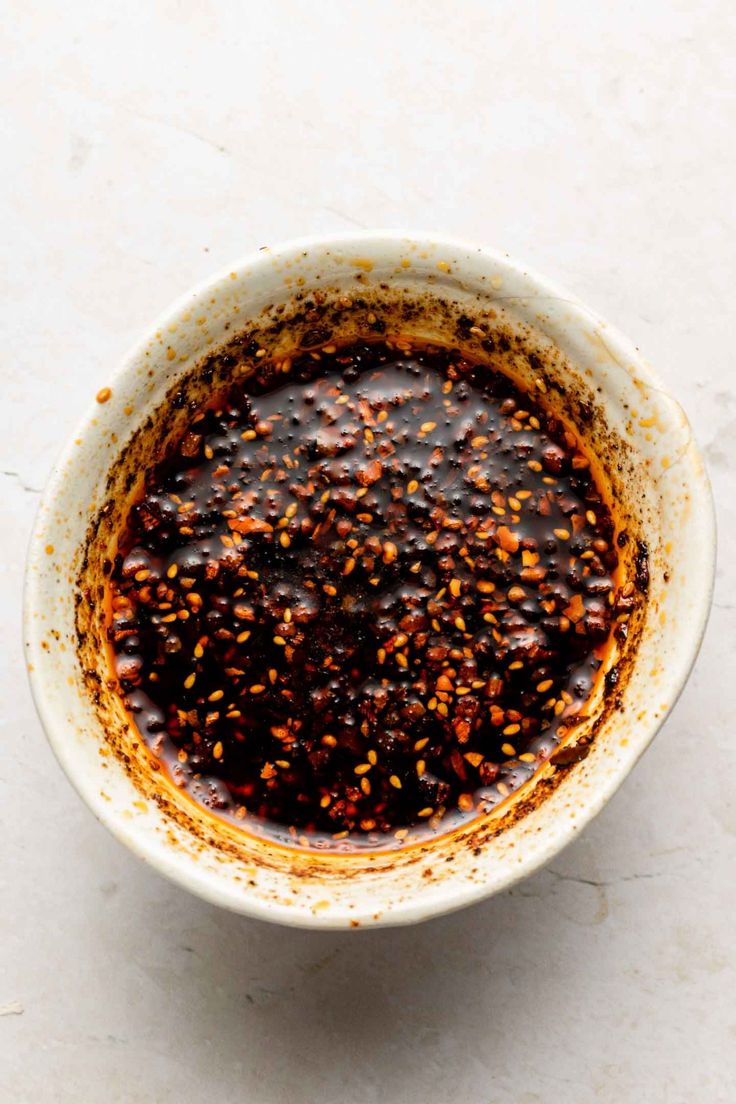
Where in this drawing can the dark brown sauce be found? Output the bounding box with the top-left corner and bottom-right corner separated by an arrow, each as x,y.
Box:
108,337 -> 632,851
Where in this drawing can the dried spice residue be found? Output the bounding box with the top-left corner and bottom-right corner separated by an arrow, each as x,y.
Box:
108,337 -> 635,851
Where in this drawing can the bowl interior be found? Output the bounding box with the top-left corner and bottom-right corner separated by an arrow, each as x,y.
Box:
24,233 -> 714,927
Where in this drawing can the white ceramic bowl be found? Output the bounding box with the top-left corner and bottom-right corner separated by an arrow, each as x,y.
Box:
24,232 -> 715,928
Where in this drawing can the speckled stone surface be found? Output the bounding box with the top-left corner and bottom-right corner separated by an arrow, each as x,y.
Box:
2,4 -> 734,1101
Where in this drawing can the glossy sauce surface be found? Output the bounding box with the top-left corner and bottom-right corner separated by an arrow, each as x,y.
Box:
108,338 -> 627,851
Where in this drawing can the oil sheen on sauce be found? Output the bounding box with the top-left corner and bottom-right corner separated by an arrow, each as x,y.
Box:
108,336 -> 632,852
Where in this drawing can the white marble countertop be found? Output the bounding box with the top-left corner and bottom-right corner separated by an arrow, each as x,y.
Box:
2,4 -> 734,1101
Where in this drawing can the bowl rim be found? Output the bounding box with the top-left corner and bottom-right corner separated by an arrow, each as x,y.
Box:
23,230 -> 716,927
